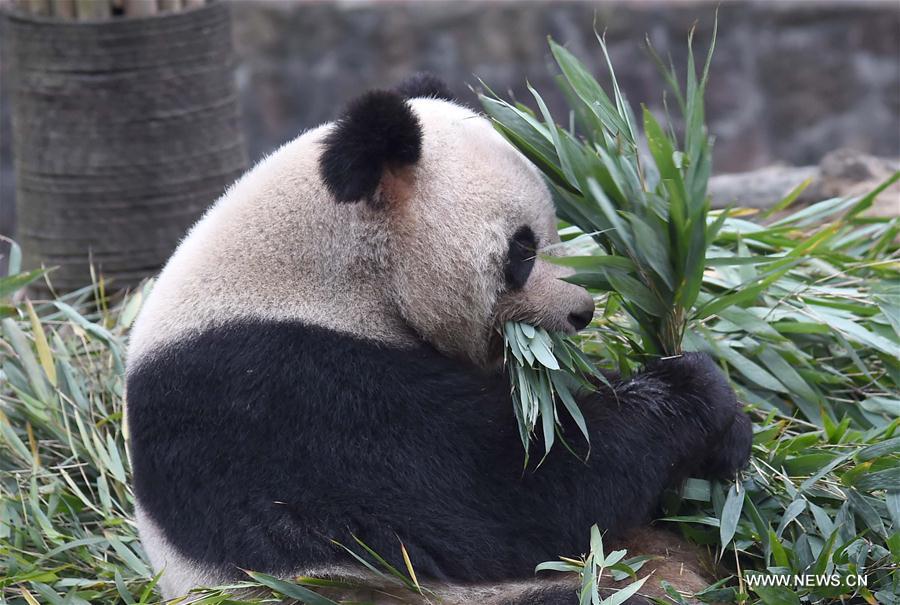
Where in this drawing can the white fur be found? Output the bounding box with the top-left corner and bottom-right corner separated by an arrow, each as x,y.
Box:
135,506 -> 224,599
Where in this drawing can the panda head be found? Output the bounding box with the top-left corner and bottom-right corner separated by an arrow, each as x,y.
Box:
318,75 -> 594,368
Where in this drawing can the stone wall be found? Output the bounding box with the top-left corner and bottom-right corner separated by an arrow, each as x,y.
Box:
2,0 -> 898,240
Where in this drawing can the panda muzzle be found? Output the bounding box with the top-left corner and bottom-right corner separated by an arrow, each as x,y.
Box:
498,260 -> 595,335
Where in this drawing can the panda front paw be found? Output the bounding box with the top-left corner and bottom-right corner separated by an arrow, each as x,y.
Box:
646,352 -> 752,478
646,352 -> 736,423
700,407 -> 753,479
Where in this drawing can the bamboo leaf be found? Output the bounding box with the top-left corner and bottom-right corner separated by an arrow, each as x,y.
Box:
0,269 -> 47,300
719,483 -> 743,549
26,300 -> 57,387
549,39 -> 633,143
600,576 -> 649,605
246,571 -> 339,605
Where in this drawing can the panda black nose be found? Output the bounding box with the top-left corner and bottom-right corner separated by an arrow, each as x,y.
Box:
567,307 -> 594,331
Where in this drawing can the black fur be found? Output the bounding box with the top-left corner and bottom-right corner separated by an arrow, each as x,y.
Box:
500,585 -> 578,605
500,586 -> 653,605
395,72 -> 455,101
319,90 -> 422,203
505,226 -> 537,290
127,321 -> 751,583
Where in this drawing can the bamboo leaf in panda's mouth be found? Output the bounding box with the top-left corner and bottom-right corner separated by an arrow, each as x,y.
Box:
502,320 -> 599,461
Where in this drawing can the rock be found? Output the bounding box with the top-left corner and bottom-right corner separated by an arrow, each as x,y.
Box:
708,165 -> 819,209
710,149 -> 899,217
817,149 -> 900,217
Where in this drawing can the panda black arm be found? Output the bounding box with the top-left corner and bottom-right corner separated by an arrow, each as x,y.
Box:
523,352 -> 752,541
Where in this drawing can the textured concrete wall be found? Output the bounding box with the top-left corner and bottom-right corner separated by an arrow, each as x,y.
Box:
2,0 -> 898,241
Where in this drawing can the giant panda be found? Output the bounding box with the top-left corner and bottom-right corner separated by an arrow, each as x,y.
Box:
126,74 -> 752,604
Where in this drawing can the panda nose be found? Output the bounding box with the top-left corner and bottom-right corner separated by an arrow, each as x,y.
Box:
567,299 -> 595,331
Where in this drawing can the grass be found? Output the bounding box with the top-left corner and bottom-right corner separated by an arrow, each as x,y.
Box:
0,244 -> 156,604
1,20 -> 899,605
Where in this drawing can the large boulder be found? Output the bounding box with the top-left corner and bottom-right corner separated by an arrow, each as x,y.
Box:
709,149 -> 899,217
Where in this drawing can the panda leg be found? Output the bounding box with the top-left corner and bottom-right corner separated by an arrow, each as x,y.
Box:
495,585 -> 653,605
429,578 -> 652,605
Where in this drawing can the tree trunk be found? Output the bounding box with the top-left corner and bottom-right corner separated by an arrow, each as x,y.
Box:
4,1 -> 247,291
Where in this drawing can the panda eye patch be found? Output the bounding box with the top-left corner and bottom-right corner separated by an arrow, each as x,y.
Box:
504,226 -> 537,290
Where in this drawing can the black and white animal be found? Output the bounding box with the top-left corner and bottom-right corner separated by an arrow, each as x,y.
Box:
126,75 -> 752,604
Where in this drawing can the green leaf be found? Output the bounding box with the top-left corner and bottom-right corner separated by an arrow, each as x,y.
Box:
844,171 -> 900,219
682,478 -> 712,502
776,499 -> 807,538
660,515 -> 721,527
550,372 -> 591,447
539,372 -> 556,455
530,336 -> 560,370
480,95 -> 574,193
857,436 -> 900,461
768,529 -> 790,568
535,561 -> 580,574
718,345 -> 787,393
694,260 -> 800,320
605,271 -> 665,317
851,467 -> 900,492
0,269 -> 47,300
246,571 -> 340,605
627,214 -> 675,292
800,449 -> 855,492
846,489 -> 887,538
746,576 -> 801,605
757,348 -> 819,403
528,83 -> 579,191
107,536 -> 152,578
760,177 -> 814,219
2,317 -> 52,403
543,254 -> 636,273
886,491 -> 900,529
825,315 -> 900,358
587,179 -> 634,254
599,575 -> 649,605
549,39 -> 634,144
4,238 -> 22,275
719,483 -> 744,549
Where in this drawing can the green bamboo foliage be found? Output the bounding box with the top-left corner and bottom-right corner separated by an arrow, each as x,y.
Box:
0,241 -> 159,604
536,525 -> 649,605
486,27 -> 718,358
503,321 -> 601,460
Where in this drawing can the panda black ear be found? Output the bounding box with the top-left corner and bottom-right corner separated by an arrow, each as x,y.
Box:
395,72 -> 455,102
319,90 -> 422,204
